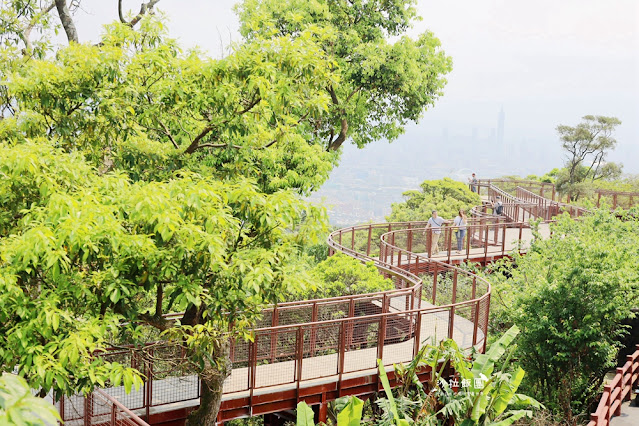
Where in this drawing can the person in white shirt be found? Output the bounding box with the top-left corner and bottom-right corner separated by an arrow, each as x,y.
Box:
426,210 -> 449,255
453,209 -> 467,253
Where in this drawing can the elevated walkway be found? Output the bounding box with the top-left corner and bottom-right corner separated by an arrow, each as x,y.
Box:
59,179 -> 589,425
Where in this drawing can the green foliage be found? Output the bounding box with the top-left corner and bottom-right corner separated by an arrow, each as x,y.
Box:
237,0 -> 453,150
0,372 -> 61,425
388,178 -> 481,222
0,139 -> 327,399
297,401 -> 315,426
292,253 -> 394,300
5,17 -> 338,195
506,211 -> 639,419
556,115 -> 623,200
378,359 -> 411,426
371,328 -> 541,425
337,396 -> 365,426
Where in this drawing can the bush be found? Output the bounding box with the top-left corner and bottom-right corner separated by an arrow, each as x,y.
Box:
509,211 -> 639,420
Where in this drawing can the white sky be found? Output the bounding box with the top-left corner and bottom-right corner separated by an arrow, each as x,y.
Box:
64,0 -> 639,172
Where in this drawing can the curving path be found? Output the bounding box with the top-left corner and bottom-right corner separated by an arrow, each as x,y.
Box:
59,181 -> 570,425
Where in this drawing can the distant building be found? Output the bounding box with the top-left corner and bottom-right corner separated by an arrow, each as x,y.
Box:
497,107 -> 505,147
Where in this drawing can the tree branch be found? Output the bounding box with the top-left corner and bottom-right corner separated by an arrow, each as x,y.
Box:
21,1 -> 55,53
326,85 -> 348,151
157,118 -> 179,149
128,0 -> 162,28
55,0 -> 78,43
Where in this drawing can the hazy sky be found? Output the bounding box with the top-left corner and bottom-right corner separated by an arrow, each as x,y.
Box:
64,0 -> 638,173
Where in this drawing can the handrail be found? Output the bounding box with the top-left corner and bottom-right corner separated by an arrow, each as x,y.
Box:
588,345 -> 639,426
595,189 -> 639,209
516,186 -> 590,219
63,178 -> 587,424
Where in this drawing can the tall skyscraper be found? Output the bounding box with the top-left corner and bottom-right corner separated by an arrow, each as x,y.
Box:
497,107 -> 505,147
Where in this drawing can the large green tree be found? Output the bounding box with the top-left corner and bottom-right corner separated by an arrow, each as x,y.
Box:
237,0 -> 453,151
388,178 -> 480,222
506,211 -> 639,420
0,1 -> 453,424
556,115 -> 623,200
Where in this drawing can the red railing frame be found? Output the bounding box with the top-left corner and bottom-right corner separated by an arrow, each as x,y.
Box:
588,345 -> 639,426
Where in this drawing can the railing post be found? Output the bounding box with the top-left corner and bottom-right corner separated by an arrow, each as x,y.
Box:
84,394 -> 92,426
448,270 -> 457,339
111,403 -> 117,424
413,311 -> 422,357
338,321 -> 346,394
378,312 -> 387,363
615,367 -> 624,415
351,227 -> 355,250
310,303 -> 318,355
347,299 -> 355,348
432,263 -> 438,304
472,299 -> 480,347
500,223 -> 506,255
270,307 -> 279,363
407,224 -> 413,254
296,327 -> 303,402
367,225 -> 372,256
249,339 -> 257,408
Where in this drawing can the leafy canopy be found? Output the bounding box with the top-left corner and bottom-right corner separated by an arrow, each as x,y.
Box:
388,178 -> 481,222
237,0 -> 453,150
508,211 -> 639,419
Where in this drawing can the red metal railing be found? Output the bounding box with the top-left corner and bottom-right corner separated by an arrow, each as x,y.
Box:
595,189 -> 639,210
588,345 -> 639,426
58,388 -> 149,426
476,179 -> 556,200
515,186 -> 589,219
60,179 -> 587,423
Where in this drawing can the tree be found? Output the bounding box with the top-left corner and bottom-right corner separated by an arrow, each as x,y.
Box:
236,0 -> 453,151
508,211 -> 639,420
557,115 -> 623,200
0,373 -> 61,425
0,140 -> 327,423
0,2 -> 454,423
290,253 -> 394,300
1,18 -> 332,425
388,178 -> 481,222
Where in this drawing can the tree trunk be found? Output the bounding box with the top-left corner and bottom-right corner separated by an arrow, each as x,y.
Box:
55,0 -> 79,43
186,339 -> 233,425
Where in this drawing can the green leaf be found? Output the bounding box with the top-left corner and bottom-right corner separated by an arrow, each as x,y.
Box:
296,401 -> 315,426
337,396 -> 363,426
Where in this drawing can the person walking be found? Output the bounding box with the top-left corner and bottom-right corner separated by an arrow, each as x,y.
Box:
493,196 -> 504,216
468,173 -> 478,193
425,210 -> 448,255
453,209 -> 467,253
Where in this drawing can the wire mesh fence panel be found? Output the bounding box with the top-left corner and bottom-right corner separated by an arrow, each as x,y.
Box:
476,298 -> 490,350
253,328 -> 297,388
354,296 -> 382,317
278,304 -> 313,327
382,312 -> 418,366
343,317 -> 380,374
301,325 -> 340,380
418,309 -> 451,347
100,348 -> 146,410
255,309 -> 274,328
317,300 -> 350,321
450,304 -> 475,349
224,338 -> 250,393
59,394 -> 86,423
